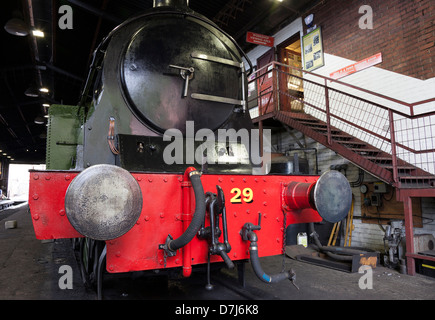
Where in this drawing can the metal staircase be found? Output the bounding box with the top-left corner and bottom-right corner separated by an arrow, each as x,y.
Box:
248,61 -> 435,275
274,110 -> 435,189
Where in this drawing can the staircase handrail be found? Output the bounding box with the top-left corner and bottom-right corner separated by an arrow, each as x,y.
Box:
251,61 -> 435,119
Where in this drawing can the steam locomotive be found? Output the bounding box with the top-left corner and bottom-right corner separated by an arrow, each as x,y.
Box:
28,0 -> 352,298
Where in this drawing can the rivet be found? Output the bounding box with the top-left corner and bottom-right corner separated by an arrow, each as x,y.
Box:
45,175 -> 51,180
59,209 -> 65,216
33,194 -> 39,200
231,178 -> 235,182
163,178 -> 168,182
246,209 -> 250,214
33,174 -> 39,180
144,216 -> 150,221
108,265 -> 115,271
148,178 -> 153,182
263,201 -> 267,206
160,213 -> 165,219
65,174 -> 71,181
137,176 -> 142,181
33,214 -> 39,220
115,251 -> 121,257
263,189 -> 267,194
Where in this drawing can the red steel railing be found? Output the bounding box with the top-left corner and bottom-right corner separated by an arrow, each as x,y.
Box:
248,61 -> 435,188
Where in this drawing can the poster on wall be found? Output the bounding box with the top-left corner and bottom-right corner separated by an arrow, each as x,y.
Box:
302,27 -> 324,72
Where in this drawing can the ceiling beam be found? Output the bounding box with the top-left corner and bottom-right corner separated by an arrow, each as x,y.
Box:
67,0 -> 122,24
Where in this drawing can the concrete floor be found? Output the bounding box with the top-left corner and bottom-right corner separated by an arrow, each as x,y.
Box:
1,204 -> 434,301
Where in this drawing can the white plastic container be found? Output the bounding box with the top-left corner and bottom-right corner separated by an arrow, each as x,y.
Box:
297,232 -> 307,247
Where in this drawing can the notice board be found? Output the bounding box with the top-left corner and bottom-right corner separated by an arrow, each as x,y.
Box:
302,27 -> 324,72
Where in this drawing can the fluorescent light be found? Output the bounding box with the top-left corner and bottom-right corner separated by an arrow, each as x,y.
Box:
42,103 -> 50,107
4,18 -> 29,36
32,29 -> 44,37
25,87 -> 39,97
34,116 -> 46,124
39,87 -> 49,93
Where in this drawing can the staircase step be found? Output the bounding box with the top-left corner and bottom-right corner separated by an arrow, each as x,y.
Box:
399,175 -> 435,181
365,156 -> 393,162
381,165 -> 417,171
349,148 -> 381,154
337,140 -> 368,147
310,127 -> 342,134
298,119 -> 322,124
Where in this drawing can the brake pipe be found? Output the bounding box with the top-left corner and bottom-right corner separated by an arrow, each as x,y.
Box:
241,215 -> 298,286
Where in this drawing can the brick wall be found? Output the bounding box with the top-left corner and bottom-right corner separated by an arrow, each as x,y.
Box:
305,0 -> 435,80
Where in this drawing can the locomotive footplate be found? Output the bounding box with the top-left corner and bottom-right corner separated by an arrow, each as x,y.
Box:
28,168 -> 350,276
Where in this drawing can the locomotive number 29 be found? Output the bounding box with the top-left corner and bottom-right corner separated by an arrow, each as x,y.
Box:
230,188 -> 254,204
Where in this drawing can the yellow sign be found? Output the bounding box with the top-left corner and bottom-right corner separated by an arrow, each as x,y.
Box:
302,27 -> 324,72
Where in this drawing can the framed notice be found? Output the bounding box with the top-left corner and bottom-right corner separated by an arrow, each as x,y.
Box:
302,27 -> 324,72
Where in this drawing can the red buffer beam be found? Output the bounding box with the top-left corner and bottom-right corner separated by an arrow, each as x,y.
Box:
28,167 -> 351,274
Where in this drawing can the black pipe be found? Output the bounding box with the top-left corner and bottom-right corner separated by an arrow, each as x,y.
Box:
167,173 -> 205,252
242,219 -> 295,284
248,234 -> 293,283
308,223 -> 371,261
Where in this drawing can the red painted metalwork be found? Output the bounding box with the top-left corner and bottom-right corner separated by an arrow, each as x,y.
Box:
28,170 -> 322,274
181,167 -> 196,277
249,61 -> 435,189
249,60 -> 435,276
402,196 -> 416,275
29,171 -> 82,240
284,181 -> 315,211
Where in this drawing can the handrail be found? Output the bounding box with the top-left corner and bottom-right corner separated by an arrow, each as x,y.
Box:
249,61 -> 435,185
252,61 -> 435,118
